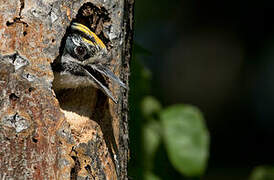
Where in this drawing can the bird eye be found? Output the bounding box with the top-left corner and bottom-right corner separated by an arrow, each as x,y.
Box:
74,46 -> 87,58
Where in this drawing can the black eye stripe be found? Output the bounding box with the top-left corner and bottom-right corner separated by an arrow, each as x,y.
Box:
72,46 -> 90,61
75,46 -> 86,56
64,33 -> 104,62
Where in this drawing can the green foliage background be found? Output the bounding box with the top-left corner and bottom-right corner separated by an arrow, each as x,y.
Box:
128,46 -> 210,179
130,0 -> 274,179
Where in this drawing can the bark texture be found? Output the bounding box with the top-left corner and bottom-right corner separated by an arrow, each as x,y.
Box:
0,0 -> 134,179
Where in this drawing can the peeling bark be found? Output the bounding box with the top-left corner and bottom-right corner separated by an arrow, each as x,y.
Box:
0,0 -> 134,179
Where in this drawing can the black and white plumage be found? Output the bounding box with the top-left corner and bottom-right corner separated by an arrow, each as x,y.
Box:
51,22 -> 126,103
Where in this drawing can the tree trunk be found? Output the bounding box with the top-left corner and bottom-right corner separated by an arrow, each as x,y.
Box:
0,0 -> 134,179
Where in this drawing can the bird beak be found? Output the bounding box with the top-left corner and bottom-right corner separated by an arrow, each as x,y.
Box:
82,66 -> 118,103
82,64 -> 127,104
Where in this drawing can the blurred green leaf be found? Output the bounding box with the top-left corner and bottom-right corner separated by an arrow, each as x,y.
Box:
160,105 -> 210,177
249,166 -> 274,180
144,172 -> 162,180
141,96 -> 162,118
143,120 -> 162,170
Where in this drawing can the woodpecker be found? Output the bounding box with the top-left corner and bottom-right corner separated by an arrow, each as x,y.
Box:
51,22 -> 126,103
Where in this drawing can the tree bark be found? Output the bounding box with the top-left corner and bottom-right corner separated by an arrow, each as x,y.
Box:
0,0 -> 133,179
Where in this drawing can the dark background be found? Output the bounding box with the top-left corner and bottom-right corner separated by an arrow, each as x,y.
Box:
132,0 -> 274,179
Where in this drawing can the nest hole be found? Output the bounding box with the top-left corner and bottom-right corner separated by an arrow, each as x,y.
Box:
75,2 -> 111,49
9,93 -> 19,101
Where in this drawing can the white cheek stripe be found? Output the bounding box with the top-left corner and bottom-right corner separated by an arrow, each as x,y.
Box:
71,36 -> 81,46
61,54 -> 85,65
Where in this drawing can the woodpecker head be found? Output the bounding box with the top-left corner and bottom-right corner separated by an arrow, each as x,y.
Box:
51,22 -> 126,103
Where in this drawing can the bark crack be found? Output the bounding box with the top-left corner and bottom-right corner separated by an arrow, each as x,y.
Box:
70,147 -> 81,180
6,0 -> 28,27
19,0 -> 25,17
